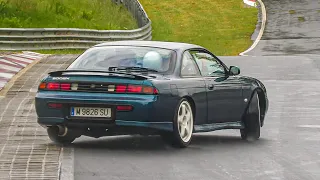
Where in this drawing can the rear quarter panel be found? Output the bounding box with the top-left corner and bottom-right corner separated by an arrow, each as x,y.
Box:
167,78 -> 207,125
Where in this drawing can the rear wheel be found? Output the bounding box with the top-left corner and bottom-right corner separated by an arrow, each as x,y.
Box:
161,98 -> 194,148
240,92 -> 261,141
47,126 -> 77,144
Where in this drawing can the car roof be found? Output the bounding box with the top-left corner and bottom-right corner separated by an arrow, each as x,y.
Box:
93,40 -> 204,51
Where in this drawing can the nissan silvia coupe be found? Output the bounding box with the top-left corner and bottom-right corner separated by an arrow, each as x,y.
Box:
35,40 -> 268,148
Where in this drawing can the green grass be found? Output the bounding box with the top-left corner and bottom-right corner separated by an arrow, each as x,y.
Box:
34,49 -> 86,55
0,49 -> 86,55
298,16 -> 305,22
139,0 -> 258,56
289,10 -> 296,14
0,0 -> 137,30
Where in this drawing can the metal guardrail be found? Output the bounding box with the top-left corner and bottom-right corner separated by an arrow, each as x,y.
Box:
0,0 -> 152,51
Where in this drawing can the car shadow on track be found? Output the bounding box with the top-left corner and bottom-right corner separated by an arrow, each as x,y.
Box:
64,133 -> 270,151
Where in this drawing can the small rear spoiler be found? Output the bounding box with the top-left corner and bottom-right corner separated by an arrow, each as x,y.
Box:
48,70 -> 152,80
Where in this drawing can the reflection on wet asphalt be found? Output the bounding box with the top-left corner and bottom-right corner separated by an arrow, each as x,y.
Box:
248,0 -> 320,56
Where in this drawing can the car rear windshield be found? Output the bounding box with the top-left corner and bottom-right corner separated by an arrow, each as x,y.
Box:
67,46 -> 176,73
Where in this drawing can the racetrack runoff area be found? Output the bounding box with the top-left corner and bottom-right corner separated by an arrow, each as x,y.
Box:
0,55 -> 77,179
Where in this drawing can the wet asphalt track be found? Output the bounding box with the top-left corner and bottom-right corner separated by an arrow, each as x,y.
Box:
247,0 -> 320,56
67,0 -> 320,179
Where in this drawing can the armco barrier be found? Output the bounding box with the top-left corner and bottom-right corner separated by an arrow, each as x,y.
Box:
0,0 -> 152,51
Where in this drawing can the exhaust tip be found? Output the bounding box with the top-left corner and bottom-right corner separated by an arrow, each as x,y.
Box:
57,125 -> 68,137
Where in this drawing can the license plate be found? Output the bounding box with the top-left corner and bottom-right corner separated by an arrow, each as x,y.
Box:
70,107 -> 112,118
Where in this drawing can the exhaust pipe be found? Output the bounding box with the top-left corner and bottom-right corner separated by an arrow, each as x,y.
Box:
57,125 -> 68,137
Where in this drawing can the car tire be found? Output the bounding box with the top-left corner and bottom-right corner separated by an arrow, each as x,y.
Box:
240,92 -> 261,141
47,126 -> 76,144
167,98 -> 194,148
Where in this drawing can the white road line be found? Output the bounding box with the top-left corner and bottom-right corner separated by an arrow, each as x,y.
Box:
298,125 -> 320,128
239,0 -> 267,56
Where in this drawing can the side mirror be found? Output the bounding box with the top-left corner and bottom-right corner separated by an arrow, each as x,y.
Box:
229,66 -> 240,75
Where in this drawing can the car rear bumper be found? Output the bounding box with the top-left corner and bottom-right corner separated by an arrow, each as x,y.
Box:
37,117 -> 173,131
35,91 -> 177,132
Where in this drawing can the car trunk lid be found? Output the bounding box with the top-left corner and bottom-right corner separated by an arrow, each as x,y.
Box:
39,70 -> 159,94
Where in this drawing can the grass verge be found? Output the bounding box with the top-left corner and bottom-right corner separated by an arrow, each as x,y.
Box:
0,0 -> 137,30
33,49 -> 86,55
139,0 -> 258,56
0,49 -> 86,55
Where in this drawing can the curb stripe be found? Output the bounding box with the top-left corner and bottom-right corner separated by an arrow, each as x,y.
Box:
22,51 -> 45,56
0,77 -> 10,81
0,80 -> 8,88
11,54 -> 37,60
0,60 -> 24,69
0,72 -> 15,79
0,68 -> 19,74
6,55 -> 34,63
12,54 -> 38,60
0,58 -> 22,66
21,52 -> 42,57
0,51 -> 48,91
2,57 -> 29,66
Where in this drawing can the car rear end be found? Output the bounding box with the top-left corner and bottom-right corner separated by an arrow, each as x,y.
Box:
35,72 -> 175,136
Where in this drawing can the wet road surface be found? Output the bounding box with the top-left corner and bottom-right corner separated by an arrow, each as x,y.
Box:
0,0 -> 319,179
69,0 -> 320,179
71,55 -> 320,180
248,0 -> 320,56
0,0 -> 317,179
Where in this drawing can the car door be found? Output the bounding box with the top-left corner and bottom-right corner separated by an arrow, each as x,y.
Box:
176,51 -> 207,125
189,49 -> 244,123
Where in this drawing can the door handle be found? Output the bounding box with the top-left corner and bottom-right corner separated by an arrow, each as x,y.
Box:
208,84 -> 214,90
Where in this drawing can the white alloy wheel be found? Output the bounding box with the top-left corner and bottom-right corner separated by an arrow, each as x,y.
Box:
177,101 -> 193,143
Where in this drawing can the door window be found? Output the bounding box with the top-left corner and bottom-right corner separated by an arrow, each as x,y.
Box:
180,51 -> 201,77
190,50 -> 226,76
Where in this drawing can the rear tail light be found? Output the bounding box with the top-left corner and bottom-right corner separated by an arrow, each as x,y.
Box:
38,82 -> 71,91
115,84 -> 158,94
39,82 -> 46,89
125,85 -> 158,94
61,83 -> 71,90
47,82 -> 60,90
115,85 -> 127,93
143,86 -> 156,94
48,103 -> 63,108
117,105 -> 133,111
38,82 -> 158,94
127,85 -> 143,93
